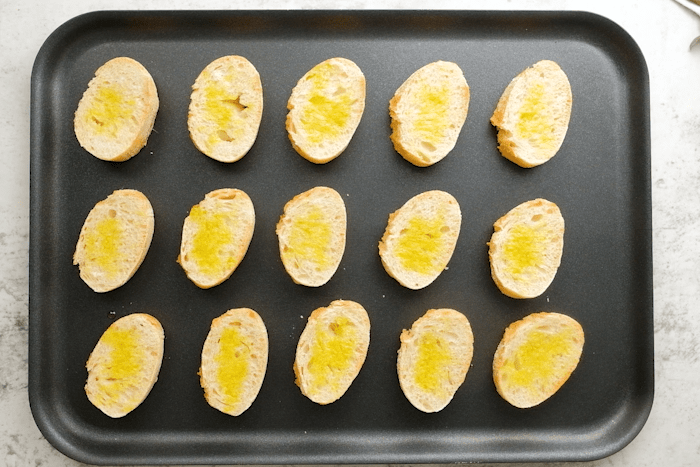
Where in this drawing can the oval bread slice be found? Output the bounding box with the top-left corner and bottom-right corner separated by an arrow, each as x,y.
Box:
73,189 -> 154,293
178,188 -> 255,289
286,57 -> 366,164
85,313 -> 164,418
493,312 -> 584,408
74,57 -> 159,162
200,308 -> 268,416
276,186 -> 347,287
188,56 -> 263,163
488,198 -> 564,299
390,61 -> 470,167
294,300 -> 370,405
490,60 -> 572,168
379,190 -> 461,290
397,308 -> 474,413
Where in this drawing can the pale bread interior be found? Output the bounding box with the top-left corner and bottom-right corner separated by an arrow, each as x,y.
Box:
85,313 -> 164,418
397,308 -> 474,413
390,61 -> 470,167
74,57 -> 159,162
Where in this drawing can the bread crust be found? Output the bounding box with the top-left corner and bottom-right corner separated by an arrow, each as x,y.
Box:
493,312 -> 584,408
286,57 -> 366,164
276,186 -> 346,287
490,60 -> 572,168
379,190 -> 461,290
85,313 -> 164,418
178,188 -> 255,289
188,55 -> 263,163
294,300 -> 370,405
397,308 -> 473,413
74,57 -> 159,162
488,198 -> 564,299
390,61 -> 470,167
200,308 -> 268,416
73,189 -> 154,293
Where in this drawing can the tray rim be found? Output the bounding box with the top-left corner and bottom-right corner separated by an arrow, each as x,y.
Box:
28,8 -> 654,465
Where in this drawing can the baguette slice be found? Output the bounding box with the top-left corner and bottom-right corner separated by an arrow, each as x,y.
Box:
188,56 -> 263,163
491,60 -> 572,168
488,198 -> 564,299
379,190 -> 461,290
276,186 -> 346,287
85,313 -> 164,418
294,300 -> 370,405
286,58 -> 366,164
73,189 -> 154,293
178,188 -> 255,289
397,308 -> 474,413
74,57 -> 159,162
493,312 -> 584,408
390,61 -> 470,167
200,308 -> 268,416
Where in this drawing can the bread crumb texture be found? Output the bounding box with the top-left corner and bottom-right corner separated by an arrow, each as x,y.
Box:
397,309 -> 473,413
493,312 -> 584,408
294,300 -> 370,405
390,61 -> 470,167
379,190 -> 461,289
491,60 -> 572,168
73,189 -> 154,293
188,56 -> 263,162
488,198 -> 564,299
200,308 -> 268,416
85,314 -> 164,418
179,189 -> 255,289
286,58 -> 365,163
74,57 -> 159,162
277,186 -> 347,287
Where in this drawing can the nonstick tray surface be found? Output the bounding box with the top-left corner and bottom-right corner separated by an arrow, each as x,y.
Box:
29,10 -> 653,465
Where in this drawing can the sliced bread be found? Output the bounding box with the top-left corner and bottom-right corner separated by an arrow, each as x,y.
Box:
379,190 -> 461,290
294,300 -> 370,405
493,312 -> 584,408
390,61 -> 470,167
200,308 -> 268,416
276,186 -> 346,287
73,189 -> 154,293
85,313 -> 164,418
74,57 -> 159,162
286,57 -> 366,164
488,198 -> 564,299
397,308 -> 474,413
178,188 -> 255,289
490,60 -> 572,168
188,55 -> 263,163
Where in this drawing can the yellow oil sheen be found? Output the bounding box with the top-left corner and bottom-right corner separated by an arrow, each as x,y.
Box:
503,223 -> 546,278
84,216 -> 122,278
215,326 -> 250,407
85,85 -> 136,137
201,71 -> 246,148
396,212 -> 446,275
307,317 -> 356,394
501,328 -> 577,393
412,83 -> 449,144
413,331 -> 452,395
285,206 -> 332,269
514,81 -> 556,149
189,205 -> 236,276
96,328 -> 143,411
300,63 -> 352,144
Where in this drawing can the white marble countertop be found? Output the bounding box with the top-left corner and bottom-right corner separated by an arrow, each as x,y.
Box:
2,0 -> 699,466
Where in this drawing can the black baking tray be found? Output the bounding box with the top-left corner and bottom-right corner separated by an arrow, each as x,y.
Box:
29,10 -> 653,465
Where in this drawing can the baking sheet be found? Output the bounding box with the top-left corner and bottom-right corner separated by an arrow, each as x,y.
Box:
29,10 -> 653,465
